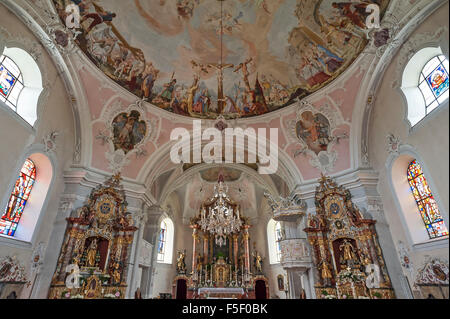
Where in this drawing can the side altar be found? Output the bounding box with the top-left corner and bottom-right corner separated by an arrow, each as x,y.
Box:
305,175 -> 395,299
172,175 -> 269,299
48,174 -> 137,299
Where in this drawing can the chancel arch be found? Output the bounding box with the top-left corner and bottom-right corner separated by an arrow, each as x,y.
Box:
0,0 -> 449,302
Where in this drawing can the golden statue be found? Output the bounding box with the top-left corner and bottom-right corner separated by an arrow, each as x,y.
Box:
196,253 -> 203,272
112,262 -> 121,284
320,261 -> 333,279
86,238 -> 98,267
177,250 -> 186,273
339,239 -> 356,262
253,251 -> 263,273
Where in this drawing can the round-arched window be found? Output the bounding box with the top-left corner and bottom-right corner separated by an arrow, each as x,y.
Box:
0,55 -> 24,111
418,55 -> 449,114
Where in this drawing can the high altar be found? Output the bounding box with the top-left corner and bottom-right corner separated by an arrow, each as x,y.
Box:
172,176 -> 269,299
48,175 -> 137,299
305,176 -> 395,299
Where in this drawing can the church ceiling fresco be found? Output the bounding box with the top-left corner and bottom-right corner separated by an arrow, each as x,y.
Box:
53,0 -> 390,119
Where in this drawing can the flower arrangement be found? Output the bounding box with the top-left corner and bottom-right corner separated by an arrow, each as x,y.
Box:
338,269 -> 364,283
62,291 -> 71,299
372,292 -> 382,299
320,290 -> 337,299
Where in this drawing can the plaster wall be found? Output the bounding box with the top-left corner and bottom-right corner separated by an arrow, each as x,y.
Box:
0,3 -> 75,291
368,2 -> 449,295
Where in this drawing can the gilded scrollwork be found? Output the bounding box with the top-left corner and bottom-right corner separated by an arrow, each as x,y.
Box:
305,175 -> 395,299
48,174 -> 138,299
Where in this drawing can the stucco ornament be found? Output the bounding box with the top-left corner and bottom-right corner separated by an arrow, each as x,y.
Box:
386,133 -> 402,155
31,242 -> 47,274
43,131 -> 59,153
288,100 -> 348,173
415,257 -> 449,286
95,99 -> 156,172
0,256 -> 28,283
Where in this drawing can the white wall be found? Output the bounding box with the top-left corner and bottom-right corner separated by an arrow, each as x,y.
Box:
368,2 -> 449,297
0,3 -> 75,298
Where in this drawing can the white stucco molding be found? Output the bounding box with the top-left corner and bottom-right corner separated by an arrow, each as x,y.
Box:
0,0 -> 91,167
353,0 -> 448,171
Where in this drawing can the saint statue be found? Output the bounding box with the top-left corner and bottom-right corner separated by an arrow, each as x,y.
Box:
339,239 -> 356,263
253,251 -> 263,274
196,253 -> 203,272
86,238 -> 98,268
112,261 -> 121,284
320,260 -> 333,280
177,250 -> 186,273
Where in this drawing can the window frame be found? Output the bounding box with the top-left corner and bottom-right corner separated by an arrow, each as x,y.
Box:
407,160 -> 449,240
0,55 -> 25,111
274,221 -> 282,263
157,220 -> 167,262
417,55 -> 449,114
0,158 -> 36,237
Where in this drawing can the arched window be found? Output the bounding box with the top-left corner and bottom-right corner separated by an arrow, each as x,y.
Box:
407,160 -> 448,239
0,159 -> 36,237
275,221 -> 283,262
417,55 -> 449,114
0,47 -> 43,126
401,47 -> 449,127
157,217 -> 174,264
157,220 -> 167,262
267,219 -> 283,264
0,55 -> 24,110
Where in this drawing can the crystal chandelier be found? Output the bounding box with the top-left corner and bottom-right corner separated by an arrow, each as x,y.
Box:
198,177 -> 243,247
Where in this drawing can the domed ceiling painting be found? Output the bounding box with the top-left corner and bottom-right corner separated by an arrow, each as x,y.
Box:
53,0 -> 390,119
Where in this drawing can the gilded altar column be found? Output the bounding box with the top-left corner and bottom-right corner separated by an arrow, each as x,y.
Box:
203,234 -> 209,264
243,226 -> 251,275
233,234 -> 238,268
191,225 -> 199,274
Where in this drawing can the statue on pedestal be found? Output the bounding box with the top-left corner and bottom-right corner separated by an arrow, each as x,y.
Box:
83,238 -> 100,268
177,250 -> 187,274
253,251 -> 263,274
196,253 -> 203,272
339,239 -> 357,267
111,261 -> 121,285
320,260 -> 333,286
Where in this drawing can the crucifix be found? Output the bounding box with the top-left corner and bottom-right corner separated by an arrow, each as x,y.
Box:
207,62 -> 234,114
207,0 -> 234,114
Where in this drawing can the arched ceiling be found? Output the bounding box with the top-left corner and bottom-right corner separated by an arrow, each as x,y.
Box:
155,164 -> 289,223
53,0 -> 390,119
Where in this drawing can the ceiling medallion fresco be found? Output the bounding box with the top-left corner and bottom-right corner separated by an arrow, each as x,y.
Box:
53,0 -> 390,119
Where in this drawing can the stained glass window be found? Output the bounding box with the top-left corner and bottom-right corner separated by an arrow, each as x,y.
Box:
407,160 -> 448,239
418,55 -> 449,114
0,55 -> 24,111
275,222 -> 283,262
157,220 -> 167,262
1,159 -> 36,237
